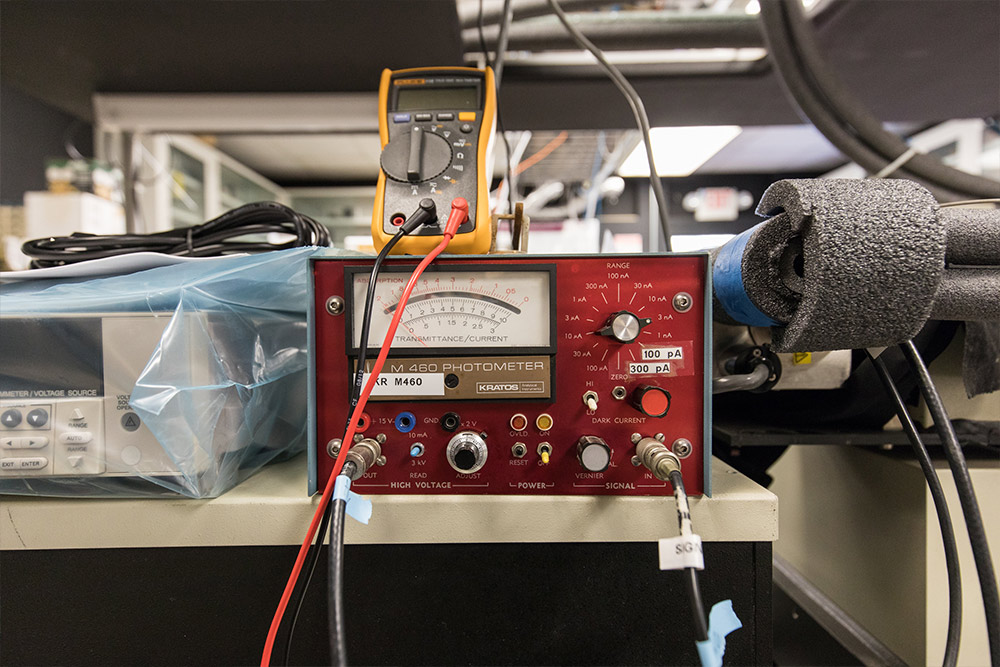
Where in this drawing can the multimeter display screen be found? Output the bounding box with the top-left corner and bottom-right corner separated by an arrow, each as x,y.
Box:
395,86 -> 479,111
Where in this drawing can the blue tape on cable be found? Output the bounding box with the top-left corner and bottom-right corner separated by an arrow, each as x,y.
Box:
712,226 -> 781,327
332,475 -> 373,525
333,475 -> 352,502
345,491 -> 372,525
695,599 -> 743,667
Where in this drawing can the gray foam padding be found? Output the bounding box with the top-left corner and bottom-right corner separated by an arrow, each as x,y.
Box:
930,269 -> 1000,321
962,321 -> 1000,397
942,208 -> 1000,266
750,179 -> 944,352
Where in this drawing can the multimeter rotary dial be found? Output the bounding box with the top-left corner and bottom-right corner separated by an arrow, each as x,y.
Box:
381,126 -> 453,184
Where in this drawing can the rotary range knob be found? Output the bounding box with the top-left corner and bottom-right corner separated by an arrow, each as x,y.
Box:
447,431 -> 488,474
597,310 -> 652,344
577,435 -> 612,472
380,126 -> 453,183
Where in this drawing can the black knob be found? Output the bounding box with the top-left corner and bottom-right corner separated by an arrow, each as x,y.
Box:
597,310 -> 651,344
381,127 -> 452,183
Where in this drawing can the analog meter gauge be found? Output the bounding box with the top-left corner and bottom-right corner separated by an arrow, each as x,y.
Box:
348,265 -> 555,353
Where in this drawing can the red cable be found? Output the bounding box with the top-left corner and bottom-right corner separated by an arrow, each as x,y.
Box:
260,198 -> 469,666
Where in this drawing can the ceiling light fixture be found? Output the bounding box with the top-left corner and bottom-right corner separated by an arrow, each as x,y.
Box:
617,126 -> 743,177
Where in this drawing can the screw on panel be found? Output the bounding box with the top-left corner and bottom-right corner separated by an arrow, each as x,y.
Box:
326,295 -> 345,316
376,433 -> 387,444
630,432 -> 642,444
672,438 -> 693,459
327,438 -> 343,458
672,292 -> 692,313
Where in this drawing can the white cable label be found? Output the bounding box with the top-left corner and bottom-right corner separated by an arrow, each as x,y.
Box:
658,534 -> 705,570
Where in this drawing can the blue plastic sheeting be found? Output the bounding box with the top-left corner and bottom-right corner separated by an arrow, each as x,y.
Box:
0,247 -> 346,498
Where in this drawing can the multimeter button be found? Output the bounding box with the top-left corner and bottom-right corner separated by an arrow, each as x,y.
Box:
415,113 -> 432,121
1,456 -> 48,470
460,123 -> 474,134
458,112 -> 476,121
393,113 -> 411,123
4,436 -> 48,449
59,431 -> 92,445
437,112 -> 455,121
1,410 -> 22,428
26,408 -> 48,427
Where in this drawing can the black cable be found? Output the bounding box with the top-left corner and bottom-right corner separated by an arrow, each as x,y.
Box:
759,0 -> 1000,201
757,2 -> 926,190
283,228 -> 410,664
479,0 -> 515,214
282,502 -> 332,666
328,498 -> 349,667
685,568 -> 710,643
779,0 -> 1000,199
544,0 -> 673,250
866,349 -> 962,667
901,341 -> 1000,666
21,201 -> 331,268
668,469 -> 709,643
492,0 -> 515,88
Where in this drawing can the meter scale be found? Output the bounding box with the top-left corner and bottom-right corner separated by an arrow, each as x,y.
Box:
351,267 -> 552,350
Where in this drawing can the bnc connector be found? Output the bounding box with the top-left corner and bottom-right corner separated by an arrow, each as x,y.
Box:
633,435 -> 681,481
343,435 -> 386,480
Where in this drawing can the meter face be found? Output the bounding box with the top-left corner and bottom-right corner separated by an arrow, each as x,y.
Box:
350,267 -> 553,351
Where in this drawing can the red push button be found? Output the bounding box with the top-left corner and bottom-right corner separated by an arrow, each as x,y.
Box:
631,385 -> 671,418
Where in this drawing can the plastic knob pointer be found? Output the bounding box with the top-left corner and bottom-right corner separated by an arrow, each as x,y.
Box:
632,385 -> 671,418
597,310 -> 651,344
380,127 -> 453,184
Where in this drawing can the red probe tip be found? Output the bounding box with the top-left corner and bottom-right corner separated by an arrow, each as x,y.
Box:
444,198 -> 470,237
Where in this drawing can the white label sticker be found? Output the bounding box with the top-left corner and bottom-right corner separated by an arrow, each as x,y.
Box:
641,346 -> 684,361
629,362 -> 672,376
363,373 -> 445,396
658,535 -> 705,570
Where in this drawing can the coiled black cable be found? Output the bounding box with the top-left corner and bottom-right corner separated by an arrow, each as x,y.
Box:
22,201 -> 331,268
759,0 -> 1000,201
866,349 -> 961,667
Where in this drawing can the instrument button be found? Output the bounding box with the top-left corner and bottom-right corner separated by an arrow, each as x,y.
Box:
59,431 -> 93,445
26,408 -> 49,428
1,409 -> 22,428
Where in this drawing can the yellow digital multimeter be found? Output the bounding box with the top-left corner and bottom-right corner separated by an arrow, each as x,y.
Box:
372,66 -> 496,254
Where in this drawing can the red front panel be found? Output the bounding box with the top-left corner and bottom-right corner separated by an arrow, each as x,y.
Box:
312,254 -> 709,496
